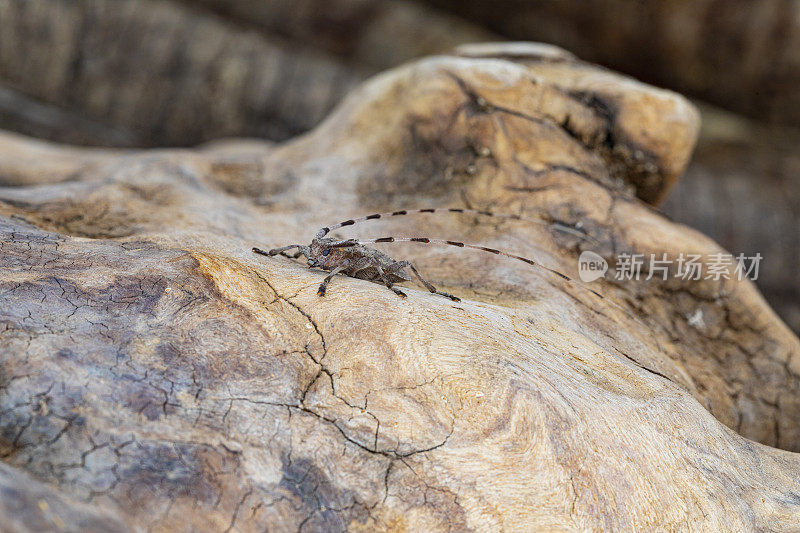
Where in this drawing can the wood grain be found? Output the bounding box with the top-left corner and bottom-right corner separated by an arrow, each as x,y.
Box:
2,44 -> 799,531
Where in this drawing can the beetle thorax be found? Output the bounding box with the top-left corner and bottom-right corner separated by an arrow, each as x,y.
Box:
308,237 -> 353,270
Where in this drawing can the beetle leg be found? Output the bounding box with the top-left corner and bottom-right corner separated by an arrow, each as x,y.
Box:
398,261 -> 460,301
375,263 -> 407,298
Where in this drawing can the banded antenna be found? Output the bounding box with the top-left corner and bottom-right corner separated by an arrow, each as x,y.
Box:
314,208 -> 596,244
330,235 -> 650,330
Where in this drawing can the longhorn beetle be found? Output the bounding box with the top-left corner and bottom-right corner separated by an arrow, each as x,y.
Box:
252,208 -> 608,304
253,208 -> 667,378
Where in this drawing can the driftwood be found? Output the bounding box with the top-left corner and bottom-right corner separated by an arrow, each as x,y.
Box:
0,0 -> 361,146
2,43 -> 800,531
662,107 -> 800,335
4,0 -> 799,341
424,0 -> 800,127
188,0 -> 494,73
7,0 -> 800,144
0,0 -> 486,147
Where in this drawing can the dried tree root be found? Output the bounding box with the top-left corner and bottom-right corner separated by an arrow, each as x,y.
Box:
2,45 -> 799,531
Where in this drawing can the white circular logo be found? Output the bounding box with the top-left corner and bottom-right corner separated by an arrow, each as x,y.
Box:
578,251 -> 608,282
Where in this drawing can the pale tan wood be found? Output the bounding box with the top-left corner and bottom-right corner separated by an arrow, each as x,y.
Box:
1,44 -> 798,532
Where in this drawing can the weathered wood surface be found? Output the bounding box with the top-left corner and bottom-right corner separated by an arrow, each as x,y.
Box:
663,106 -> 800,336
5,0 -> 800,340
0,0 -> 361,146
425,0 -> 800,127
2,44 -> 800,531
0,462 -> 129,533
6,0 -> 800,143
